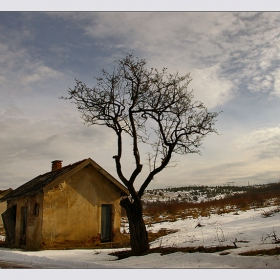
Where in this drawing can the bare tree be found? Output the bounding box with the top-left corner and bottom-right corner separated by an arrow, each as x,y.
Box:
62,54 -> 220,255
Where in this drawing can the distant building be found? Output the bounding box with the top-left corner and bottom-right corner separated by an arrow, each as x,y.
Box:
0,188 -> 13,227
0,158 -> 129,250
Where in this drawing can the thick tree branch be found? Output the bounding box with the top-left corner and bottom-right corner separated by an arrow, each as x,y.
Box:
138,144 -> 174,198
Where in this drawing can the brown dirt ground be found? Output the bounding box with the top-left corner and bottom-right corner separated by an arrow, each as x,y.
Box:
239,247 -> 280,256
0,261 -> 36,269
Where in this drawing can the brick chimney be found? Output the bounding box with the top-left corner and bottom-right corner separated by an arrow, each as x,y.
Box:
51,160 -> 63,171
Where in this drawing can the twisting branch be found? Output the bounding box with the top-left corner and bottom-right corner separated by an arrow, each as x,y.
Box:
62,54 -> 220,200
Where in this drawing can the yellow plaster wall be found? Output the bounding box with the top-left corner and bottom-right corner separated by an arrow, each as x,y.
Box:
41,165 -> 122,248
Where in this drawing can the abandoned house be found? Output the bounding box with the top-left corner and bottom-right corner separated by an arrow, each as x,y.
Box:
0,158 -> 129,250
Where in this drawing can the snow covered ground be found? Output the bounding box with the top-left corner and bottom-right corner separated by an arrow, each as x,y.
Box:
0,206 -> 280,276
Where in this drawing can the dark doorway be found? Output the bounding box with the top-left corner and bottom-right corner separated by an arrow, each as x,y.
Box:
101,204 -> 112,242
11,205 -> 17,224
20,207 -> 27,245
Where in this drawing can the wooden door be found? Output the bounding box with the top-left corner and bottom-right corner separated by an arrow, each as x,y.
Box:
20,207 -> 27,245
101,204 -> 112,242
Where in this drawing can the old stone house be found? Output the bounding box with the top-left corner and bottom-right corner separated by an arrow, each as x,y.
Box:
0,158 -> 129,250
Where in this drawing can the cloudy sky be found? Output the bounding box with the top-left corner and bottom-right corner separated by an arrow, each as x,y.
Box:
1,10 -> 280,190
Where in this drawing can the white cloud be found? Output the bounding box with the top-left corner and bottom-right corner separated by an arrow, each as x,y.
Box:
65,12 -> 280,105
49,12 -> 239,108
0,34 -> 65,96
272,68 -> 280,97
167,126 -> 280,187
190,65 -> 234,108
233,126 -> 280,160
21,65 -> 65,86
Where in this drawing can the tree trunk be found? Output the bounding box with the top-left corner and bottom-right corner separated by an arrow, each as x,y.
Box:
120,196 -> 149,255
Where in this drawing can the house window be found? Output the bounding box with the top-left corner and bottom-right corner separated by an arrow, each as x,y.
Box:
33,203 -> 40,216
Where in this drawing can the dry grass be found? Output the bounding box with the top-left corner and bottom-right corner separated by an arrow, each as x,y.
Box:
0,261 -> 33,269
142,183 -> 280,221
239,247 -> 280,256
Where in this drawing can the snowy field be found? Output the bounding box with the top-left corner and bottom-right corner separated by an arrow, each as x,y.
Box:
0,205 -> 280,273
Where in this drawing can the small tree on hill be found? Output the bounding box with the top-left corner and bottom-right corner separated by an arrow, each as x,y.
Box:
62,54 -> 220,255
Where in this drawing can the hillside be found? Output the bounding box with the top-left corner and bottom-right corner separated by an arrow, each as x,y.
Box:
142,184 -> 266,203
